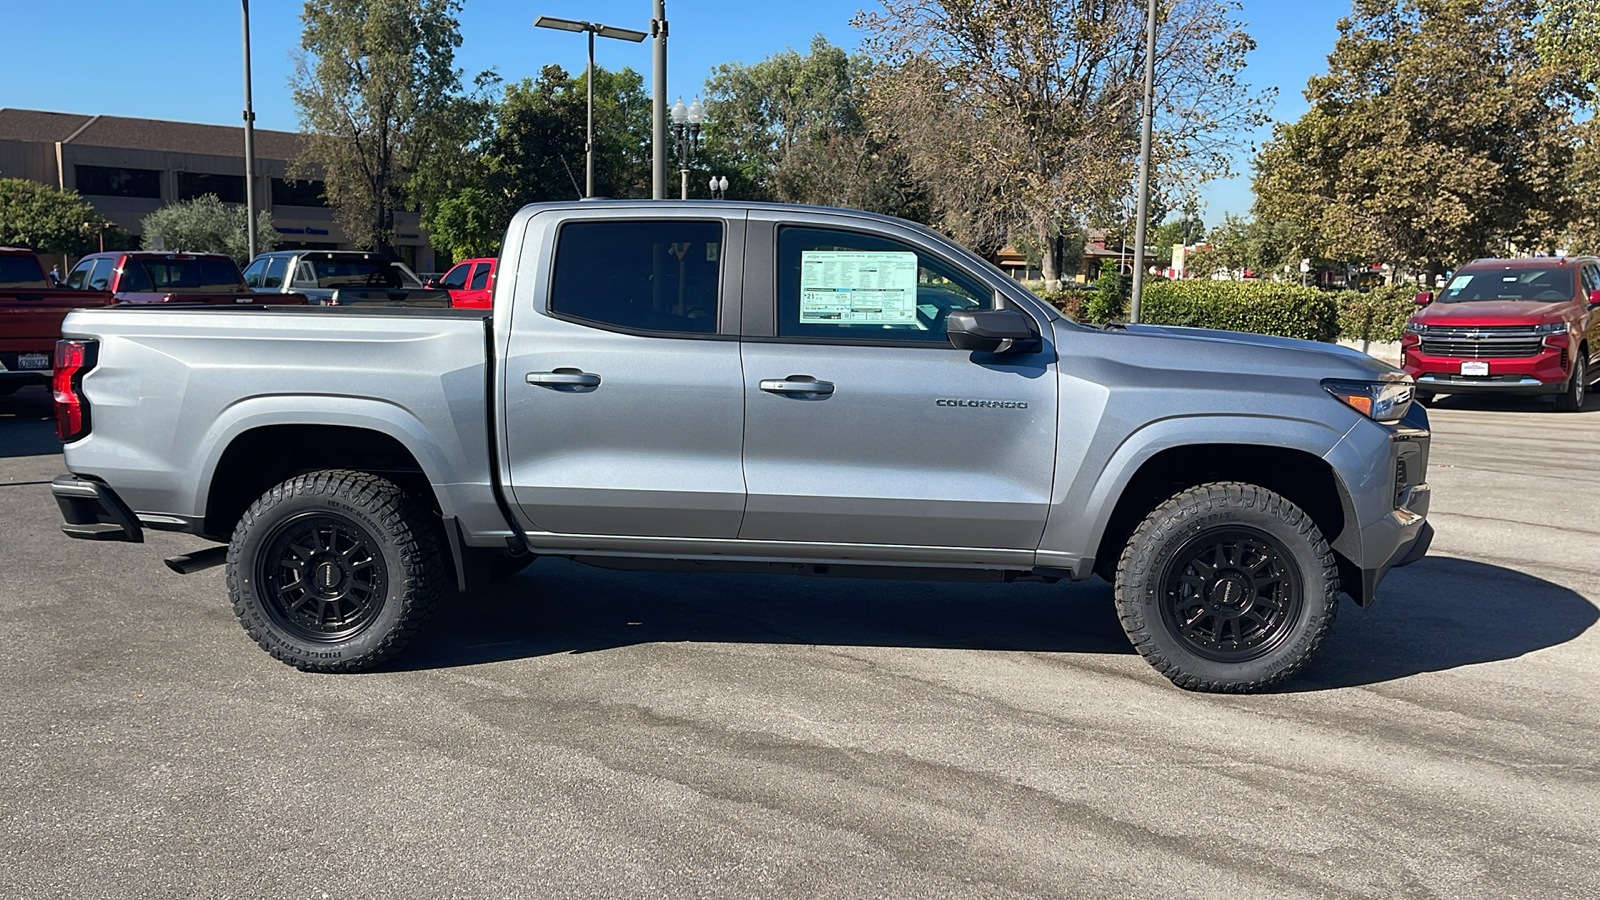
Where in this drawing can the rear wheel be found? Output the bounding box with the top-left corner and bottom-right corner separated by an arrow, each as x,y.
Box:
1555,353 -> 1587,412
226,469 -> 442,672
1114,482 -> 1339,692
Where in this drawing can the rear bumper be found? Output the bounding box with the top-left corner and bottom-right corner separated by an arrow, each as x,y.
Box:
52,475 -> 143,542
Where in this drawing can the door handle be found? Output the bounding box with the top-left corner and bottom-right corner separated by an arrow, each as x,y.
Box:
527,368 -> 601,387
760,376 -> 835,395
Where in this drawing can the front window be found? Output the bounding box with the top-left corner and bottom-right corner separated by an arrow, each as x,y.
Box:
776,226 -> 991,342
1439,268 -> 1575,303
242,258 -> 267,288
438,263 -> 471,290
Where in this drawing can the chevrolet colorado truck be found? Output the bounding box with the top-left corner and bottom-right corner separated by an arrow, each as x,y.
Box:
0,247 -> 113,395
1404,256 -> 1600,411
49,201 -> 1433,692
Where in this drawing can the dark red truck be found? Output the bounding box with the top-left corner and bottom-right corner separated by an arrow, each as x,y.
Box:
1403,256 -> 1600,411
63,251 -> 307,306
0,247 -> 113,395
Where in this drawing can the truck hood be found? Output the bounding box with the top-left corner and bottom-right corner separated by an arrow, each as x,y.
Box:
1416,299 -> 1571,324
1115,322 -> 1399,380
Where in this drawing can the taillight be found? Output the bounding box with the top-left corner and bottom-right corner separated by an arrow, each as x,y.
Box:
53,340 -> 96,442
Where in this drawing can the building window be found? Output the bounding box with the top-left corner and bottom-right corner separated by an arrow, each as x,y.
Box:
75,165 -> 162,199
271,178 -> 327,207
176,172 -> 246,204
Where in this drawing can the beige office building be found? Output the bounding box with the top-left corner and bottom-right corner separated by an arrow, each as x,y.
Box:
0,108 -> 435,272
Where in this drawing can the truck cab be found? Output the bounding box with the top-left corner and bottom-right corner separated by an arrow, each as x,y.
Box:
244,250 -> 427,305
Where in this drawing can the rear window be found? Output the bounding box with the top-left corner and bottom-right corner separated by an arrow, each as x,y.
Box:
549,220 -> 721,334
118,257 -> 245,293
1440,267 -> 1575,303
0,256 -> 49,289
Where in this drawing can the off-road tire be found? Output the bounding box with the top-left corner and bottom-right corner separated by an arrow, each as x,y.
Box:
1114,482 -> 1339,693
226,469 -> 442,672
1554,352 -> 1586,412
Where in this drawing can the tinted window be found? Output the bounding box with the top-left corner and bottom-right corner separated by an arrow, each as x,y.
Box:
295,257 -> 418,289
550,220 -> 721,334
469,264 -> 491,290
88,259 -> 115,291
439,263 -> 471,290
66,260 -> 94,290
1440,267 -> 1576,303
263,256 -> 288,289
176,172 -> 246,204
76,165 -> 162,199
118,257 -> 244,292
0,256 -> 49,289
776,226 -> 991,342
271,178 -> 327,207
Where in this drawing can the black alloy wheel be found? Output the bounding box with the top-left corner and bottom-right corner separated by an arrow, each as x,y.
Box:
1160,527 -> 1304,663
258,513 -> 388,642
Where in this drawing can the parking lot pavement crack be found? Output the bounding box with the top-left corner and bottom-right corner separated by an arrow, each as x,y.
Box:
1428,509 -> 1600,539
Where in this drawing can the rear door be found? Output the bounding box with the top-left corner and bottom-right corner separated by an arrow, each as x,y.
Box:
458,261 -> 493,308
501,210 -> 748,538
737,214 -> 1059,551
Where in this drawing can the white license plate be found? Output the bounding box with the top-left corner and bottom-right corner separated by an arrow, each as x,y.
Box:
18,353 -> 50,370
1461,361 -> 1489,376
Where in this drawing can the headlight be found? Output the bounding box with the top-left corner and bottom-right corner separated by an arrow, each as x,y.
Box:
1532,321 -> 1569,335
1404,320 -> 1427,335
1324,378 -> 1415,424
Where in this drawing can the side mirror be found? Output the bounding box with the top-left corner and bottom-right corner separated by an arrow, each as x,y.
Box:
1414,291 -> 1434,306
947,309 -> 1041,354
1588,289 -> 1600,309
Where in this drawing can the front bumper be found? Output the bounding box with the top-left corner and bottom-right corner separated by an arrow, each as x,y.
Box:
1403,340 -> 1569,395
52,475 -> 143,542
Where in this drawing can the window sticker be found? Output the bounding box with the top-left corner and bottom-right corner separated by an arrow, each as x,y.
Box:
1446,274 -> 1473,292
799,250 -> 919,325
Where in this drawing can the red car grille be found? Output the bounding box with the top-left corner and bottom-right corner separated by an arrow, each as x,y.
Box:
1419,325 -> 1544,358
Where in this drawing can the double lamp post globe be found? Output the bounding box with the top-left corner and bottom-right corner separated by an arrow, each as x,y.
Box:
671,96 -> 703,200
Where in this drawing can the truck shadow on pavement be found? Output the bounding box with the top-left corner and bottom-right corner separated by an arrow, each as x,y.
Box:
397,554 -> 1596,691
0,387 -> 59,459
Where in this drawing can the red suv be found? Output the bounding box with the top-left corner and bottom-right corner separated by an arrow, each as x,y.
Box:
1402,257 -> 1600,411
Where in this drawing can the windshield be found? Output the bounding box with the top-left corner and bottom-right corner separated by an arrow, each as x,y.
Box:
1439,268 -> 1574,303
303,258 -> 422,289
119,257 -> 245,293
0,256 -> 49,289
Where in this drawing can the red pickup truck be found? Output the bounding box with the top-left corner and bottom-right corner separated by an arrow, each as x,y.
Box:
64,251 -> 307,306
1403,256 -> 1600,411
0,247 -> 113,395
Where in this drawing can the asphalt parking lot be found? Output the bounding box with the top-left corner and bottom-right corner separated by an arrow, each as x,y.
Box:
1,383 -> 1596,899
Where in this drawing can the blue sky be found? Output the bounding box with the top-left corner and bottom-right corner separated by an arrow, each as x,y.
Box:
1,0 -> 1352,222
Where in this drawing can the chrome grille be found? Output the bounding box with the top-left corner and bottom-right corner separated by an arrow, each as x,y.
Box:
1419,325 -> 1544,358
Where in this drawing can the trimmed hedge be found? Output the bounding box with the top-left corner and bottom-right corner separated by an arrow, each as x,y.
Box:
1032,279 -> 1418,345
1138,280 -> 1339,343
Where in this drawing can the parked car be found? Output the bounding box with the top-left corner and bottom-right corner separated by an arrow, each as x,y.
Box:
244,250 -> 433,305
64,251 -> 304,306
432,257 -> 496,308
50,200 -> 1432,693
1403,256 -> 1600,411
0,247 -> 114,395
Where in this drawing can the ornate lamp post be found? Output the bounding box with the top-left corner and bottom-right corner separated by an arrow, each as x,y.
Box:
670,96 -> 703,200
708,175 -> 728,200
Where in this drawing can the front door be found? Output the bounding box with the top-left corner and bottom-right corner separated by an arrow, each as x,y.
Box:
501,213 -> 748,539
738,220 -> 1059,550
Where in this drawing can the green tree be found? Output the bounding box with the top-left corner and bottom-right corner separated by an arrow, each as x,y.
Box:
855,0 -> 1270,289
0,178 -> 103,255
1254,0 -> 1578,278
426,186 -> 501,261
292,0 -> 486,254
139,194 -> 278,264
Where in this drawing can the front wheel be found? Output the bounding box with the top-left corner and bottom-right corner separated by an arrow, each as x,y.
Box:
1554,353 -> 1586,412
226,470 -> 443,672
1114,482 -> 1339,692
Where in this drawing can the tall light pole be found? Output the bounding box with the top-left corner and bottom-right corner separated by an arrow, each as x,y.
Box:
670,96 -> 702,200
534,16 -> 647,198
1129,0 -> 1158,324
242,0 -> 259,261
651,0 -> 668,199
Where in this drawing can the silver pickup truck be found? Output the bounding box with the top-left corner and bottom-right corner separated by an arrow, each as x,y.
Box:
49,201 -> 1432,692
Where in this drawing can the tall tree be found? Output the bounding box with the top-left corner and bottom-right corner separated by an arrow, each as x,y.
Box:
292,0 -> 482,254
1254,0 -> 1579,276
0,179 -> 103,255
855,0 -> 1268,289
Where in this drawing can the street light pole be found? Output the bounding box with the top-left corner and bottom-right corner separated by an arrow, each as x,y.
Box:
242,0 -> 259,261
534,16 -> 648,199
652,0 -> 668,200
670,97 -> 702,199
1129,0 -> 1158,324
